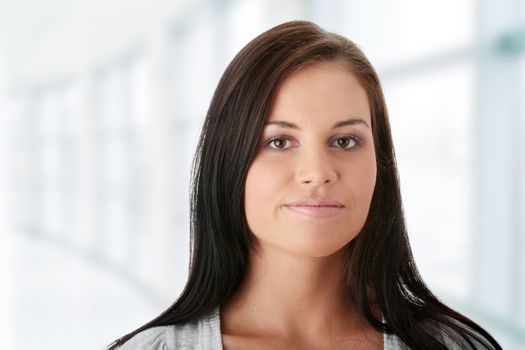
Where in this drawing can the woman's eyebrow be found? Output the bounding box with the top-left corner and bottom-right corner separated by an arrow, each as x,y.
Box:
264,118 -> 370,129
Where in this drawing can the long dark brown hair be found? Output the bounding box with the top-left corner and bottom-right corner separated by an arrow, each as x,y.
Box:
108,20 -> 501,349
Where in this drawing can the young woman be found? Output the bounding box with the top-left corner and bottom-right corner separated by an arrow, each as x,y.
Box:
108,20 -> 502,349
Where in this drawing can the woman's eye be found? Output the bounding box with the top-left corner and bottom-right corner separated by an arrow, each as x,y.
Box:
331,135 -> 361,149
267,137 -> 293,150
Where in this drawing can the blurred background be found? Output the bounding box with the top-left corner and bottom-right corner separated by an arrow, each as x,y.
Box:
0,0 -> 524,349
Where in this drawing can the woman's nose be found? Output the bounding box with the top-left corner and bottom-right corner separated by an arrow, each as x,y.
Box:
295,148 -> 338,186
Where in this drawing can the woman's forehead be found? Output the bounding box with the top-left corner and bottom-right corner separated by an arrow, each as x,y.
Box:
267,61 -> 371,127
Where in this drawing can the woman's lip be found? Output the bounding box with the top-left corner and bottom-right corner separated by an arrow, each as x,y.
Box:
284,205 -> 344,218
285,198 -> 344,206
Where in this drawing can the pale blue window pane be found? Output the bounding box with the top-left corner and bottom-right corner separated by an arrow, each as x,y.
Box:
516,54 -> 525,326
37,89 -> 67,240
41,186 -> 63,238
383,63 -> 474,299
171,12 -> 218,121
129,58 -> 150,130
95,67 -> 126,131
227,0 -> 268,59
126,57 -> 151,279
339,0 -> 475,68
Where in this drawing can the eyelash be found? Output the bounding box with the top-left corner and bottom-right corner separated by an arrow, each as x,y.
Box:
264,134 -> 362,151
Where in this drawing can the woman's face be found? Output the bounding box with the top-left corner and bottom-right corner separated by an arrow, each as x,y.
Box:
244,60 -> 377,258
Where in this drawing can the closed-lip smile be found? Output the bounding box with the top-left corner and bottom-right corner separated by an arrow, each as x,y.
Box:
285,197 -> 344,207
283,197 -> 345,218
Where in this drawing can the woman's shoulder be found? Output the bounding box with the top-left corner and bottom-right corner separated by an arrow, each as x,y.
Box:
438,319 -> 499,350
118,307 -> 222,350
117,325 -> 173,350
382,314 -> 499,350
423,314 -> 500,350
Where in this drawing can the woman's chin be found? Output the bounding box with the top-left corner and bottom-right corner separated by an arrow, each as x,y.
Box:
263,238 -> 352,259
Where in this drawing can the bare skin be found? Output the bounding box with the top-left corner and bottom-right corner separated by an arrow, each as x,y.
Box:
220,61 -> 382,349
220,249 -> 383,349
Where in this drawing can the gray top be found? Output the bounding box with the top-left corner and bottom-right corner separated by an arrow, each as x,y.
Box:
118,307 -> 411,349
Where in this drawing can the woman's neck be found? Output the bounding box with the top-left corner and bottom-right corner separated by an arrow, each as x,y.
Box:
220,245 -> 369,343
